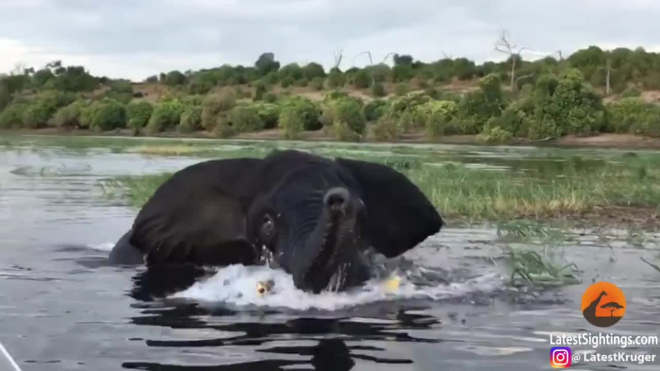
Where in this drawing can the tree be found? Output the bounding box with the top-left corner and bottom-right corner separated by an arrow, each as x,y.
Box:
494,30 -> 531,90
255,52 -> 280,76
600,302 -> 624,317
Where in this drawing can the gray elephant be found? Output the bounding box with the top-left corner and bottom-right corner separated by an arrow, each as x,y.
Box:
109,149 -> 444,293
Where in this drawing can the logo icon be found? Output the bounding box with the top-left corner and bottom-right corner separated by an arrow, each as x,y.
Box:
550,347 -> 572,368
581,281 -> 626,328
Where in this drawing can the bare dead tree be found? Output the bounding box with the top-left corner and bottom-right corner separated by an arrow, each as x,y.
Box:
354,51 -> 373,66
333,49 -> 344,70
494,30 -> 529,90
442,51 -> 453,59
555,50 -> 564,61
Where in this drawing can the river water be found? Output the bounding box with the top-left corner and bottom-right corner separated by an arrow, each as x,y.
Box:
0,138 -> 659,370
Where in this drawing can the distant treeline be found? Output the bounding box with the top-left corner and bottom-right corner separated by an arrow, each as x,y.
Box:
1,46 -> 659,142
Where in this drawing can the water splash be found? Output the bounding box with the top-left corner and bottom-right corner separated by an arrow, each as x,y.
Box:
170,264 -> 505,312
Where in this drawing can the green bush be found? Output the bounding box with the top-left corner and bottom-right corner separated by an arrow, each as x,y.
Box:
187,78 -> 213,95
311,77 -> 325,91
642,73 -> 660,90
371,82 -> 387,97
456,73 -> 508,134
253,83 -> 267,101
370,116 -> 402,141
327,70 -> 345,88
22,102 -> 53,129
227,105 -> 265,133
0,84 -> 10,111
294,78 -> 309,87
49,100 -> 86,129
416,100 -> 460,137
83,99 -> 127,132
252,102 -> 280,129
146,100 -> 184,133
353,69 -> 372,89
0,103 -> 28,128
394,83 -> 409,96
477,125 -> 514,144
20,91 -> 76,129
332,120 -> 362,141
331,99 -> 366,134
263,92 -> 278,103
278,96 -> 321,131
201,93 -> 236,131
636,109 -> 660,137
621,86 -> 641,98
280,76 -> 295,88
363,99 -> 387,122
179,105 -> 202,132
606,98 -> 648,133
279,105 -> 305,139
126,101 -> 153,130
388,91 -> 432,119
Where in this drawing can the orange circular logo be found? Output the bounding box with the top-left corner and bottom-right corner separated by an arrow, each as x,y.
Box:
581,282 -> 626,328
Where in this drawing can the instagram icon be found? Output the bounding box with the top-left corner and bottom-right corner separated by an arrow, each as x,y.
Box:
550,347 -> 572,368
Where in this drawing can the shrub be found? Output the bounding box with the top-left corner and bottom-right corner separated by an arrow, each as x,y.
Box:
327,70 -> 345,88
179,105 -> 202,132
280,76 -> 295,88
352,69 -> 372,89
49,101 -> 86,129
263,92 -> 278,103
201,93 -> 236,131
606,98 -> 648,133
227,105 -> 265,133
388,91 -> 432,119
371,82 -> 387,97
477,125 -> 514,144
331,99 -> 366,134
637,109 -> 660,137
394,83 -> 409,96
251,102 -> 280,129
456,74 -> 508,134
278,96 -> 321,131
332,120 -> 362,141
21,91 -> 75,129
279,105 -> 305,139
294,78 -> 309,87
0,103 -> 28,128
311,77 -> 325,91
22,102 -> 54,129
370,116 -> 402,141
86,99 -> 127,132
126,101 -> 153,130
621,87 -> 641,98
187,78 -> 213,95
363,100 -> 387,122
0,84 -> 10,111
642,73 -> 660,90
416,100 -> 460,137
146,100 -> 184,133
253,83 -> 267,101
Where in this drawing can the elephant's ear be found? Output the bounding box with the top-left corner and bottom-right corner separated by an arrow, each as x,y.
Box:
336,158 -> 444,258
129,158 -> 263,266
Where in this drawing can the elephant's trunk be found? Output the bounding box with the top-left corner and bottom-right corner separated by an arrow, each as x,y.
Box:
290,187 -> 368,293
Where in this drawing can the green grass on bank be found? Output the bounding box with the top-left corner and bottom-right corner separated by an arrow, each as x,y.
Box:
104,150 -> 660,226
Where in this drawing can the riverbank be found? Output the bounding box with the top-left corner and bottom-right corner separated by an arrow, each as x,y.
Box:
3,128 -> 660,151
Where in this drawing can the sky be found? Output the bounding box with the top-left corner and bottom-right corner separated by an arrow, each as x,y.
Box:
1,0 -> 659,82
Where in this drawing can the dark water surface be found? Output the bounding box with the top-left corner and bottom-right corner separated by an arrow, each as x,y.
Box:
0,140 -> 659,371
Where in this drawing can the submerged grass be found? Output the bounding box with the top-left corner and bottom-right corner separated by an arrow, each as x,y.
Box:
401,157 -> 660,223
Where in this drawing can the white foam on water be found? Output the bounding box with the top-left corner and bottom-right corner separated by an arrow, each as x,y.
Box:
170,264 -> 505,312
86,242 -> 115,252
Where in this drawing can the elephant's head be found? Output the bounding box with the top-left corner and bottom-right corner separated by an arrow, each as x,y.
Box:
121,150 -> 444,294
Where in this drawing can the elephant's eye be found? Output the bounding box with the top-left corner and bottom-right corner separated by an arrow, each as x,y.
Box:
261,215 -> 275,237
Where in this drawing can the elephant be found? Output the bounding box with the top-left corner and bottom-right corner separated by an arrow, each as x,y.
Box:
109,149 -> 444,294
